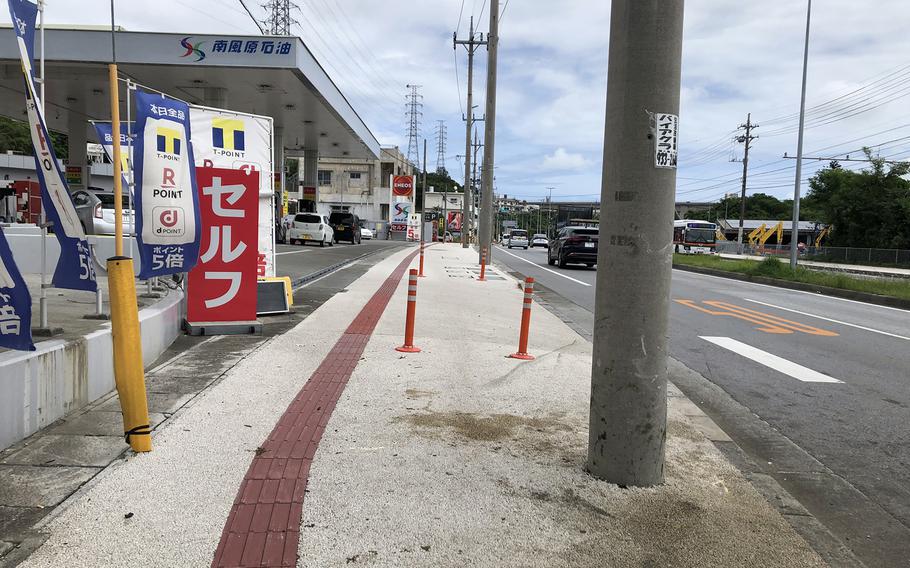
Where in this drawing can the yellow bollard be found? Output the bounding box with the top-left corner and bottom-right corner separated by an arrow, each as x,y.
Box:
108,257 -> 152,452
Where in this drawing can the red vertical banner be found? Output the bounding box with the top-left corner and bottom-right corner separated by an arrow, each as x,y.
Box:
187,167 -> 260,323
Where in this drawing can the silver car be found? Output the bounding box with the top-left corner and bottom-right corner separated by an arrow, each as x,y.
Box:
72,188 -> 135,235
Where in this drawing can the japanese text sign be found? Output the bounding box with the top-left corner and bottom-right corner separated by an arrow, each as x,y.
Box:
134,89 -> 201,279
0,228 -> 34,351
187,167 -> 259,323
654,113 -> 679,169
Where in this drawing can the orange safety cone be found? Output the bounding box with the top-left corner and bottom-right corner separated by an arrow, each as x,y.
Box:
396,269 -> 422,353
508,277 -> 535,360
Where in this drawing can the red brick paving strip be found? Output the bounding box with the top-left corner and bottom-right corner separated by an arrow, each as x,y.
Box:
212,249 -> 420,567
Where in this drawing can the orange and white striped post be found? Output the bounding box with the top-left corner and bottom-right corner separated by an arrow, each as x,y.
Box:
508,277 -> 535,360
418,240 -> 425,277
478,247 -> 487,282
396,269 -> 421,353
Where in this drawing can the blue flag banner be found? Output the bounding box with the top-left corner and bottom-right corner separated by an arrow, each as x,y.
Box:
0,228 -> 35,351
134,90 -> 201,279
6,0 -> 97,292
92,121 -> 135,192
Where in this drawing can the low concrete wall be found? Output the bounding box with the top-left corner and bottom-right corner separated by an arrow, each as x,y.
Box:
0,290 -> 185,451
1,224 -> 141,276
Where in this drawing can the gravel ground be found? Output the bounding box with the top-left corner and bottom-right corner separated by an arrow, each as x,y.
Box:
297,244 -> 827,568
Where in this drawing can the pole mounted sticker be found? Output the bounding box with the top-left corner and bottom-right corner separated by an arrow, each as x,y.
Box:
654,113 -> 679,169
7,0 -> 97,292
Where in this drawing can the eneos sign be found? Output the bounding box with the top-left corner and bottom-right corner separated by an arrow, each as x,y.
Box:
392,175 -> 414,197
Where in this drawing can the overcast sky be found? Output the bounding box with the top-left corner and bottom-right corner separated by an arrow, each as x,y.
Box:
30,0 -> 910,203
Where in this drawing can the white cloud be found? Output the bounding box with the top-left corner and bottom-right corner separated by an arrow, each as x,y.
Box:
541,148 -> 590,171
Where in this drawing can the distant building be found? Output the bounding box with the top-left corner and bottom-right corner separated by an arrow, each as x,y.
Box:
312,145 -> 415,224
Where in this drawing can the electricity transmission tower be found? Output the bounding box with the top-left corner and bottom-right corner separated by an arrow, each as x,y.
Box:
405,85 -> 423,168
261,0 -> 298,35
435,121 -> 448,175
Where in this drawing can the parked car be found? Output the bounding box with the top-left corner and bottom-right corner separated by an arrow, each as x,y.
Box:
329,211 -> 362,244
531,233 -> 549,248
548,226 -> 599,268
505,229 -> 529,249
288,213 -> 334,247
72,188 -> 135,235
360,226 -> 374,240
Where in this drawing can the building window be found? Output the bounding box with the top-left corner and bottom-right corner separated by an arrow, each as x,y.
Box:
349,172 -> 361,180
318,170 -> 332,186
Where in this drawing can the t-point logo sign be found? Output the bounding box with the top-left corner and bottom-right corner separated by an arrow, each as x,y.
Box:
153,207 -> 185,237
392,175 -> 414,197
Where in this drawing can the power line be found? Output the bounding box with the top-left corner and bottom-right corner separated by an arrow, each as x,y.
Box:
235,0 -> 265,33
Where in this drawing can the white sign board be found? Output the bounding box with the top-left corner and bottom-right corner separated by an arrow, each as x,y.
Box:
190,105 -> 276,277
654,113 -> 678,169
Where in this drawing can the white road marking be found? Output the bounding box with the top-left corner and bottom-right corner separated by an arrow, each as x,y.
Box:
673,268 -> 910,314
495,246 -> 592,287
276,248 -> 315,256
700,336 -> 843,383
744,299 -> 910,342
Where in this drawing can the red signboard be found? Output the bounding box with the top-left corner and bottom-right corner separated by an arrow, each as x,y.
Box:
301,185 -> 317,200
391,175 -> 414,197
187,167 -> 260,323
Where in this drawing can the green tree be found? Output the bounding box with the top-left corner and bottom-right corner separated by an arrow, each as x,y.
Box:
0,115 -> 69,161
806,151 -> 910,248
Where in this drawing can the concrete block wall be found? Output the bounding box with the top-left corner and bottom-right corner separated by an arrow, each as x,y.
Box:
0,290 -> 185,451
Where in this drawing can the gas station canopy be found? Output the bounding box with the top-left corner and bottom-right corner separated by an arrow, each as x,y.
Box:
0,26 -> 380,159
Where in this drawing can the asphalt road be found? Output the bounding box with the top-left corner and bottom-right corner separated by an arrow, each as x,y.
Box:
275,239 -> 407,285
491,244 -> 910,567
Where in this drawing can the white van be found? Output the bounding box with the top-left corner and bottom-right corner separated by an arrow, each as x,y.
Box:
506,229 -> 529,249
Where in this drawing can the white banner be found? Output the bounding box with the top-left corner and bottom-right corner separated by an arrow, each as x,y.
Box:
189,106 -> 275,277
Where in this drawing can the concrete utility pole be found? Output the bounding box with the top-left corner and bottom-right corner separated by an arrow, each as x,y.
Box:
478,0 -> 499,261
790,0 -> 812,269
588,0 -> 685,487
455,17 -> 486,248
471,127 -> 482,236
736,113 -> 758,250
422,139 -> 427,217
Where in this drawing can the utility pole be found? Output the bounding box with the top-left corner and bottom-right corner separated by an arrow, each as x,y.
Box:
790,0 -> 812,269
545,186 -> 554,236
471,127 -> 482,238
422,139 -> 427,243
735,113 -> 758,251
588,0 -> 684,487
405,85 -> 423,168
479,0 -> 499,261
455,16 -> 486,248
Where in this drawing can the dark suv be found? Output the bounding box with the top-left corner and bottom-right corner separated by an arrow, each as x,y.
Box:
548,226 -> 598,268
329,211 -> 361,244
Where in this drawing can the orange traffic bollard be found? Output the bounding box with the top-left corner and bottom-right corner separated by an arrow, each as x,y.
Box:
508,277 -> 535,360
396,269 -> 422,353
478,247 -> 487,281
418,240 -> 425,277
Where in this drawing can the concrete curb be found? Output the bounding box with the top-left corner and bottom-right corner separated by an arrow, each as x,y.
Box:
673,263 -> 910,310
0,289 -> 185,452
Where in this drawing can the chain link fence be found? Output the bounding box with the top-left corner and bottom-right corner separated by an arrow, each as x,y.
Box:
714,241 -> 910,268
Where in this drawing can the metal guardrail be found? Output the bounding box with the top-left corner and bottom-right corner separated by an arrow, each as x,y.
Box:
714,241 -> 910,268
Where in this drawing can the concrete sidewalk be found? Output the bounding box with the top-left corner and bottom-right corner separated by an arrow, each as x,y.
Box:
15,244 -> 827,567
